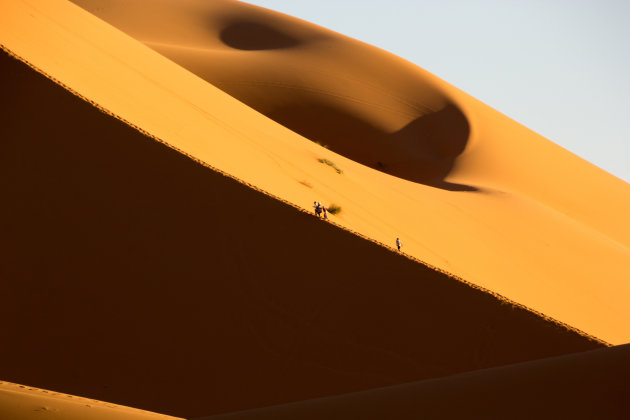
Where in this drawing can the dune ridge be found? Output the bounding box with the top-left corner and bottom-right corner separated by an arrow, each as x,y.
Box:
0,43 -> 608,347
35,0 -> 630,344
0,48 -> 603,417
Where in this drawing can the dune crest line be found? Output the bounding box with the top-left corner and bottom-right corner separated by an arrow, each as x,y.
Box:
0,44 -> 609,348
64,0 -> 630,345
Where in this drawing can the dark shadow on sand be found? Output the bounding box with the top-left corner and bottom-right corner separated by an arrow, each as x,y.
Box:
220,21 -> 299,50
268,103 -> 476,191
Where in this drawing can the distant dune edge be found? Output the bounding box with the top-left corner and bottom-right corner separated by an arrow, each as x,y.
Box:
0,48 -> 604,418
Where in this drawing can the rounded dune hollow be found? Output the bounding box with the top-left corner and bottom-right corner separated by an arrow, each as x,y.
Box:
70,0 -> 475,190
268,102 -> 472,190
219,21 -> 300,50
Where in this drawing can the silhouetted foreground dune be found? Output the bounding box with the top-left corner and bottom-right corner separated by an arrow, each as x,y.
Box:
197,344 -> 630,420
0,50 -> 602,418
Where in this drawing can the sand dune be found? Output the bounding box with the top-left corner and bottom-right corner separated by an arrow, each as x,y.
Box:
0,381 -> 181,420
0,49 -> 601,417
3,0 -> 625,343
197,344 -> 630,420
1,0 -> 629,418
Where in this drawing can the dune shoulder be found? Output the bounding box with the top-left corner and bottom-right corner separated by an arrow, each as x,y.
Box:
0,381 -> 181,420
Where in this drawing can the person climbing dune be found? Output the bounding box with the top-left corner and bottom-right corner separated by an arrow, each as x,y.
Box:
314,201 -> 322,217
396,237 -> 402,252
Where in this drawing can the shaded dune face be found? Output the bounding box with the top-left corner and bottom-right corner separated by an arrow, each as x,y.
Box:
0,52 -> 602,417
197,344 -> 630,420
267,103 -> 471,191
71,0 -> 473,190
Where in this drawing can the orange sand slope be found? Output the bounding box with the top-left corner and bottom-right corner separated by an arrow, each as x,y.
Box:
0,381 -> 181,420
70,0 -> 630,244
198,344 -> 630,420
0,49 -> 601,418
5,0 -> 627,343
67,0 -> 630,232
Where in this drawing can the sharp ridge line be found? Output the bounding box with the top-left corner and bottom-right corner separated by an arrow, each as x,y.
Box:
0,45 -> 610,347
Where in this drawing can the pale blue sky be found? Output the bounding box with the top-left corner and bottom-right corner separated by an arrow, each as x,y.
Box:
244,0 -> 630,183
